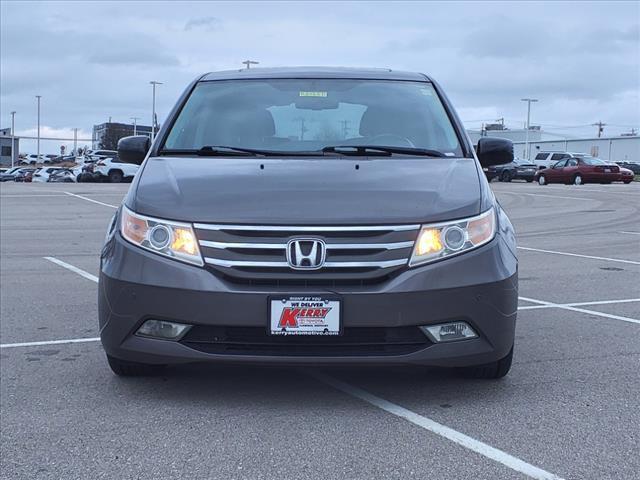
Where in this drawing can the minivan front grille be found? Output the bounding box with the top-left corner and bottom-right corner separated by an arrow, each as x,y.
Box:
193,223 -> 420,284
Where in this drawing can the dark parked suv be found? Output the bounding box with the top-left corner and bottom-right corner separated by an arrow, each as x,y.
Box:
100,67 -> 518,379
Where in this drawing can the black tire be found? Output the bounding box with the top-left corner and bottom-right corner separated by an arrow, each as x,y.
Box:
500,170 -> 512,182
623,180 -> 632,184
106,355 -> 163,376
526,179 -> 533,183
537,174 -> 547,185
108,170 -> 124,183
573,174 -> 583,185
461,347 -> 513,379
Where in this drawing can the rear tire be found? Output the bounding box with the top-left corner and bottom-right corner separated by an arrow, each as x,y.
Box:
106,355 -> 163,376
108,170 -> 124,183
623,180 -> 632,184
461,347 -> 513,379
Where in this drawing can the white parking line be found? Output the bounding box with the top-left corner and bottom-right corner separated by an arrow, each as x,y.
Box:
519,296 -> 640,325
64,191 -> 118,209
517,246 -> 640,265
44,256 -> 99,283
619,231 -> 640,236
311,372 -> 565,480
1,194 -> 70,197
0,337 -> 100,349
519,298 -> 640,310
513,192 -> 593,201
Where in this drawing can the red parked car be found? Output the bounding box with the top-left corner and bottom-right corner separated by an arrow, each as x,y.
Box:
535,155 -> 624,185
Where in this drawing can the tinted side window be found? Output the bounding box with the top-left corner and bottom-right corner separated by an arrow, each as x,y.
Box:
566,159 -> 578,167
535,153 -> 548,160
551,153 -> 566,160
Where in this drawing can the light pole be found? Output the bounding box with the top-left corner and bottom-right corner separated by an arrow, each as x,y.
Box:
521,98 -> 538,160
149,81 -> 162,143
36,95 -> 42,161
242,60 -> 259,69
73,128 -> 78,156
10,111 -> 16,168
130,116 -> 140,136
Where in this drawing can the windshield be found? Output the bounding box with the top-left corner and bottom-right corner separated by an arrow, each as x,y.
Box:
163,79 -> 463,156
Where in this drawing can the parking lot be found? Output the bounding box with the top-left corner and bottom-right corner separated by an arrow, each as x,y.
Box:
1,180 -> 639,480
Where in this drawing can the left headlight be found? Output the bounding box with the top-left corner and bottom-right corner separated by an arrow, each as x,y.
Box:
409,207 -> 496,267
120,206 -> 203,266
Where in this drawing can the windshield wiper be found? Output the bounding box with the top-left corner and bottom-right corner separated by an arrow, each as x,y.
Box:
160,146 -> 323,157
321,145 -> 447,157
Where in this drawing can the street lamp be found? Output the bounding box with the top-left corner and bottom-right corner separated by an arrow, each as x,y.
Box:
242,60 -> 259,69
10,111 -> 16,168
36,95 -> 42,162
149,81 -> 163,143
521,98 -> 538,160
130,116 -> 140,136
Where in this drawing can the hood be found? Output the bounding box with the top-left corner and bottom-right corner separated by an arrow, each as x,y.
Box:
130,156 -> 482,225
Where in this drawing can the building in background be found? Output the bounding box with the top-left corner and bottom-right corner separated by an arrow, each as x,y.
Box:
0,128 -> 20,167
466,128 -> 639,163
92,122 -> 153,150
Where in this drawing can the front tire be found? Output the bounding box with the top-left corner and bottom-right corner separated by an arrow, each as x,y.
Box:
500,170 -> 513,182
573,174 -> 583,185
537,175 -> 547,185
106,355 -> 163,376
461,347 -> 513,379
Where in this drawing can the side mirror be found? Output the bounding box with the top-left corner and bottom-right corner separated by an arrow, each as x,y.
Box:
117,136 -> 150,165
476,137 -> 513,167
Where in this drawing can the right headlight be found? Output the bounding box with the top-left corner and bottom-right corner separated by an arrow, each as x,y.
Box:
120,206 -> 203,266
409,207 -> 496,267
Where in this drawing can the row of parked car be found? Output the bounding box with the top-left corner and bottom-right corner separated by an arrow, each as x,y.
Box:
2,150 -> 141,184
484,151 -> 638,185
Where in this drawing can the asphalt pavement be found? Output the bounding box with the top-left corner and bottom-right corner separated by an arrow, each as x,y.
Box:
1,180 -> 639,480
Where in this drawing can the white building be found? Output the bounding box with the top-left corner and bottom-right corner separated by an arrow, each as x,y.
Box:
467,128 -> 640,163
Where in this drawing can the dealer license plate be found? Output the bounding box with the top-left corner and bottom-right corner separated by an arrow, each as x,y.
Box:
270,296 -> 341,335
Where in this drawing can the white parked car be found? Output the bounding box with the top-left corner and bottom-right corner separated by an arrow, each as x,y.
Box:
21,154 -> 45,165
32,167 -> 63,182
531,151 -> 585,170
94,157 -> 139,183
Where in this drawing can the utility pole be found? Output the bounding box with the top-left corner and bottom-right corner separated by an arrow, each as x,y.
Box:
149,81 -> 163,143
10,111 -> 16,168
340,120 -> 350,139
521,98 -> 538,160
130,117 -> 140,136
35,95 -> 42,162
242,60 -> 259,69
592,121 -> 606,138
73,128 -> 78,156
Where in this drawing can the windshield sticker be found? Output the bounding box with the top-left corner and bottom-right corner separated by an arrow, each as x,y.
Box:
419,88 -> 433,96
299,91 -> 327,97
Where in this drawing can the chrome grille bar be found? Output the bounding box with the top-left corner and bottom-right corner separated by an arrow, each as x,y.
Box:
204,258 -> 408,269
199,240 -> 415,250
194,223 -> 420,232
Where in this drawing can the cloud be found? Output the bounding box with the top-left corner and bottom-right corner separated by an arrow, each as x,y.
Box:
1,0 -> 638,141
184,16 -> 221,31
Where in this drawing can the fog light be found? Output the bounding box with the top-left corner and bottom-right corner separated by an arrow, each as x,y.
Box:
420,322 -> 478,343
136,319 -> 191,340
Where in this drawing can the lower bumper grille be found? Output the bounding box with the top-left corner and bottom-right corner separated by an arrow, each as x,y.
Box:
180,326 -> 431,356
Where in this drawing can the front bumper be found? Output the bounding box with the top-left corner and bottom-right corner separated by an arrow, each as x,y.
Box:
99,229 -> 518,368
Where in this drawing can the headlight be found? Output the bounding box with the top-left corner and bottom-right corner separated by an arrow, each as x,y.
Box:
409,207 -> 496,267
120,206 -> 203,266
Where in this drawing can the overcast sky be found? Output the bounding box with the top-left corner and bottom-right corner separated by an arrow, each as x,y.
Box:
1,0 -> 639,153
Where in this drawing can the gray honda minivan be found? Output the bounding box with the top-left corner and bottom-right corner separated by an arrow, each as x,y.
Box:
99,67 -> 517,378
